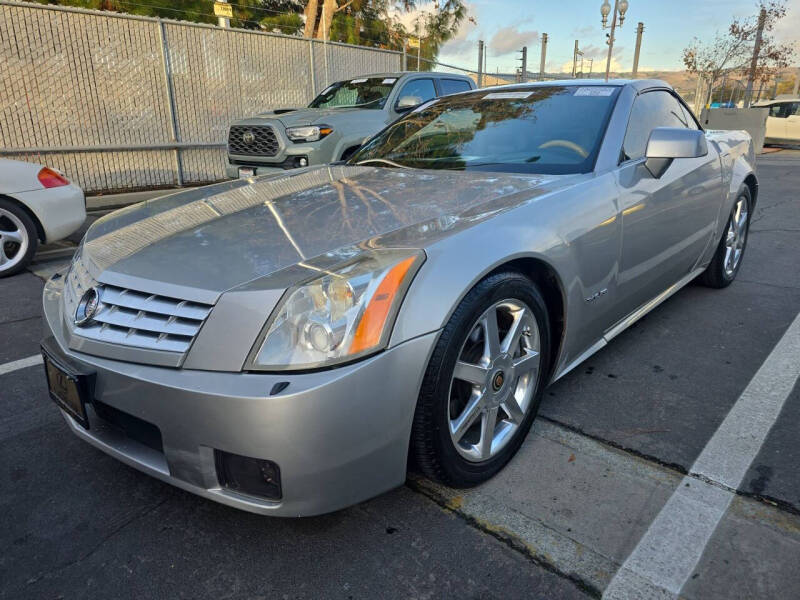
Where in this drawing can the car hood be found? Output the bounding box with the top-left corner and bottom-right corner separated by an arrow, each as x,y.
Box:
80,166 -> 579,302
243,106 -> 377,128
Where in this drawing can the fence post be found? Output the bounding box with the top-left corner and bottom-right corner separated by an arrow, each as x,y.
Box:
402,46 -> 407,71
308,39 -> 316,97
157,19 -> 183,186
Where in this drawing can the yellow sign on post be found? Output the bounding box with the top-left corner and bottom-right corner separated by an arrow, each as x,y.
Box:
214,2 -> 233,18
407,37 -> 420,49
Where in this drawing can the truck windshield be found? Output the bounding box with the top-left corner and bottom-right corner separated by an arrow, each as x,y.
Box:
308,77 -> 398,109
350,85 -> 622,174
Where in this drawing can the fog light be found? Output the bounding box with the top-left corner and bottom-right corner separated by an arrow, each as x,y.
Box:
297,156 -> 308,167
215,450 -> 282,501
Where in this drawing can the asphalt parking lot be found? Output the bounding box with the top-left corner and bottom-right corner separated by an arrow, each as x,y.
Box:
2,150 -> 799,600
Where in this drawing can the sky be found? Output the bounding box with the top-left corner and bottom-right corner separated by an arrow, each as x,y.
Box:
397,0 -> 800,75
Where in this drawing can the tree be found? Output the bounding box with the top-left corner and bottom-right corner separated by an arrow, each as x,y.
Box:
682,0 -> 795,106
300,0 -> 415,41
39,0 -> 466,63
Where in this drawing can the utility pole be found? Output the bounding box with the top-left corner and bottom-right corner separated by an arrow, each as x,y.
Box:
572,40 -> 580,78
539,33 -> 548,81
743,7 -> 766,108
632,22 -> 644,78
793,75 -> 799,97
477,40 -> 484,87
518,46 -> 528,83
587,58 -> 593,78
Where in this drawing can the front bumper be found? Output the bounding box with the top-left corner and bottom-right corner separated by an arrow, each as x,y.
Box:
43,275 -> 437,516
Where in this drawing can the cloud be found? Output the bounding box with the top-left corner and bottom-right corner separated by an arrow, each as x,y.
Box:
571,25 -> 595,38
488,26 -> 539,56
439,9 -> 480,55
557,44 -> 625,75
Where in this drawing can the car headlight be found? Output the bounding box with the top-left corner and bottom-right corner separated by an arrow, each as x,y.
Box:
247,250 -> 424,371
285,125 -> 333,143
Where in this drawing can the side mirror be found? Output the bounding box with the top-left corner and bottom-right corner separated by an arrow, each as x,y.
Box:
396,95 -> 423,113
644,127 -> 708,178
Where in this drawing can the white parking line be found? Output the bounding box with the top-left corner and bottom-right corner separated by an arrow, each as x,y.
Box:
604,310 -> 800,599
0,354 -> 43,376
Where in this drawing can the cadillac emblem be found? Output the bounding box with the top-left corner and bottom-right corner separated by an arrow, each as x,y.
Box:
74,287 -> 101,326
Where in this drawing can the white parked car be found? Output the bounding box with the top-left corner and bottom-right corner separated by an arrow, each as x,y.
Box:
753,98 -> 800,144
0,158 -> 86,277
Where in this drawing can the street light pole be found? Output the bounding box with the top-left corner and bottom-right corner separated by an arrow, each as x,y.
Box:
601,0 -> 628,82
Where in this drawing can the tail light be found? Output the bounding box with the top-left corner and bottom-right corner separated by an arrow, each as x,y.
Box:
37,167 -> 69,188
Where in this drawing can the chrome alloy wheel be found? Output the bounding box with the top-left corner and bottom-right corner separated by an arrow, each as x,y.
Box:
447,299 -> 541,462
0,207 -> 29,274
723,195 -> 749,277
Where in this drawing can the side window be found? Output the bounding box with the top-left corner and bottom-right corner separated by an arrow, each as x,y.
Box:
788,102 -> 800,116
768,104 -> 784,117
439,79 -> 472,96
622,91 -> 690,161
396,79 -> 436,107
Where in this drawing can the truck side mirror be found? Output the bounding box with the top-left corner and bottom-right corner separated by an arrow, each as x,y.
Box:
396,95 -> 423,113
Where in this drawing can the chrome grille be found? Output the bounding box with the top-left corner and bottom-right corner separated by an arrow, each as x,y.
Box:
75,285 -> 213,354
64,256 -> 213,356
228,125 -> 280,157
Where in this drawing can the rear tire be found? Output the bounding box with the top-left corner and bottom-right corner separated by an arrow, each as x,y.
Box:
0,198 -> 38,278
698,187 -> 751,289
410,271 -> 551,487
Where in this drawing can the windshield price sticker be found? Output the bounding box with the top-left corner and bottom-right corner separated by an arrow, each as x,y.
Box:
382,78 -> 397,84
574,87 -> 616,96
350,78 -> 368,84
482,91 -> 534,100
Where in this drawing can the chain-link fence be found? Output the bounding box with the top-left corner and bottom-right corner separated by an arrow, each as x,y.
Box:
0,1 -> 402,193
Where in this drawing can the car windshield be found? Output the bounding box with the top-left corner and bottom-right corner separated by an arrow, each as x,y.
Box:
350,85 -> 622,174
308,76 -> 398,109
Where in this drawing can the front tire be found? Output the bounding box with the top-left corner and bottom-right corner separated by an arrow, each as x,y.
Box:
0,199 -> 38,278
410,271 -> 551,487
698,187 -> 751,289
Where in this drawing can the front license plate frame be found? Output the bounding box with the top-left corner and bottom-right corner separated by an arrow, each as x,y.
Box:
41,348 -> 92,430
238,167 -> 255,178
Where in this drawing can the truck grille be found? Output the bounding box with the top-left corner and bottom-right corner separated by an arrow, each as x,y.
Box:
228,125 -> 280,157
64,257 -> 213,356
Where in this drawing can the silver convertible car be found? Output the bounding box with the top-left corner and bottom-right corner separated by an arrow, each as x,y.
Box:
41,80 -> 756,516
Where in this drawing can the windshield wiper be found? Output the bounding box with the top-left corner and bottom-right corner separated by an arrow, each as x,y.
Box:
355,158 -> 409,169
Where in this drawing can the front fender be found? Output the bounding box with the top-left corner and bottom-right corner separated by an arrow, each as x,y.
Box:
390,173 -> 621,379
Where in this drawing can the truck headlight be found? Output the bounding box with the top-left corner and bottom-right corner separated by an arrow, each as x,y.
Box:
285,125 -> 333,142
247,250 -> 424,371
